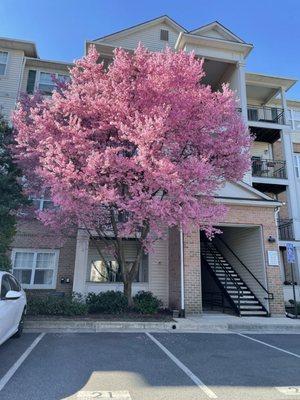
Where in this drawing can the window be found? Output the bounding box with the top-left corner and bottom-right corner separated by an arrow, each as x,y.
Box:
38,72 -> 70,95
7,275 -> 21,292
1,275 -> 11,298
88,241 -> 148,283
30,195 -> 54,211
160,29 -> 169,41
12,249 -> 59,289
0,51 -> 8,76
294,154 -> 300,178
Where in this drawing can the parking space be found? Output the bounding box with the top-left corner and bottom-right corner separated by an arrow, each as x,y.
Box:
0,332 -> 299,400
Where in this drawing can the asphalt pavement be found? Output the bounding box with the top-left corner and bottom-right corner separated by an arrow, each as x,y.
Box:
0,332 -> 299,400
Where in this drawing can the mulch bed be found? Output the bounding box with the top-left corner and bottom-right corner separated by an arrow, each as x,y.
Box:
27,310 -> 174,322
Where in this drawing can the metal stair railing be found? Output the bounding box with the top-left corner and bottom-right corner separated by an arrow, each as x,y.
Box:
201,241 -> 243,314
214,236 -> 274,300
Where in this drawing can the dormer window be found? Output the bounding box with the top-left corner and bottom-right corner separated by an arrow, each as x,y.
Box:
160,29 -> 169,42
0,51 -> 8,75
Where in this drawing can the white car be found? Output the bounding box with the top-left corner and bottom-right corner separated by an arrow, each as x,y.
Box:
0,271 -> 27,346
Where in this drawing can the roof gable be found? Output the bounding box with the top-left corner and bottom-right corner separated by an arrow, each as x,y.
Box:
94,15 -> 186,43
189,21 -> 245,44
216,181 -> 276,202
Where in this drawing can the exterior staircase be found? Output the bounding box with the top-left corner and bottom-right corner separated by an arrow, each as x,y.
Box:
201,240 -> 270,317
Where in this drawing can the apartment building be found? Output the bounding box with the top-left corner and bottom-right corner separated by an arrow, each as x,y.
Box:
1,16 -> 299,316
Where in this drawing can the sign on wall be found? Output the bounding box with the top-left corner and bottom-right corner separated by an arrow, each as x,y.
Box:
267,250 -> 279,266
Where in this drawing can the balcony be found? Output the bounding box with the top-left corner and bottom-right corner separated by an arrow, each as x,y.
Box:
278,219 -> 294,241
247,105 -> 285,125
252,158 -> 287,179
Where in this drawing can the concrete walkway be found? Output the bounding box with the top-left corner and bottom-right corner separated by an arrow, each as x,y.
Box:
24,313 -> 300,333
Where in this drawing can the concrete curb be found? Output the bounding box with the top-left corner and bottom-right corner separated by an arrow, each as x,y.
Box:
24,319 -> 178,333
24,317 -> 300,333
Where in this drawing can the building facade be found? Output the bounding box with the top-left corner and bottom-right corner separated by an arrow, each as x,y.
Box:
1,16 -> 299,316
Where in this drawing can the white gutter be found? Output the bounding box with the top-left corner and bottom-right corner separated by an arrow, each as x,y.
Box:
180,228 -> 185,316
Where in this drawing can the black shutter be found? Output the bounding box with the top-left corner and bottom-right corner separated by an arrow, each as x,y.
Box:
26,70 -> 36,94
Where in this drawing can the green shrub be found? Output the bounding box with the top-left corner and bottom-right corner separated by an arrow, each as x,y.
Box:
288,299 -> 300,314
133,291 -> 162,314
27,293 -> 88,316
86,291 -> 128,314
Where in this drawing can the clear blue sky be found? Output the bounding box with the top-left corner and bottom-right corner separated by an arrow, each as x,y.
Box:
1,0 -> 300,99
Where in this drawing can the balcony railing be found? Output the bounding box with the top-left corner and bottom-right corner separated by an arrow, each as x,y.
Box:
251,157 -> 287,179
278,219 -> 294,241
247,105 -> 285,125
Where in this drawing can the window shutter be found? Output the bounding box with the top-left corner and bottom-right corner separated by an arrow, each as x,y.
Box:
26,70 -> 36,94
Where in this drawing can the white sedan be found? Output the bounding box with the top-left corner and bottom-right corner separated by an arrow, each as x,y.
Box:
0,271 -> 27,346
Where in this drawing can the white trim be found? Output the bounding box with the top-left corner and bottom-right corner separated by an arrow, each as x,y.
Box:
11,248 -> 59,289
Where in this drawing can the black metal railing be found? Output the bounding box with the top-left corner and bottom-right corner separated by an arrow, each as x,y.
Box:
202,291 -> 226,312
251,157 -> 287,179
201,241 -> 243,314
214,236 -> 273,301
278,219 -> 294,241
247,105 -> 285,125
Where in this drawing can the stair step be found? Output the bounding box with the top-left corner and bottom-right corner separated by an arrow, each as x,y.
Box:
240,305 -> 263,310
240,310 -> 268,316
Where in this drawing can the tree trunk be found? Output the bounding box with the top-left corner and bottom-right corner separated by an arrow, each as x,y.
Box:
124,279 -> 133,307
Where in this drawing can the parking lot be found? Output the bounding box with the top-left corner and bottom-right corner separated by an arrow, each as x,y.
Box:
0,332 -> 300,400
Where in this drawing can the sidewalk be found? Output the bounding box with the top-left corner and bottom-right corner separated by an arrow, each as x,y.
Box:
24,313 -> 300,333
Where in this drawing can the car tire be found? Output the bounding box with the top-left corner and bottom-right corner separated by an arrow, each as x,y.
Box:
13,309 -> 25,338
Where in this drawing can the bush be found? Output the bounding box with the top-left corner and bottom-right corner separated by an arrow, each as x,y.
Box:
27,293 -> 88,316
288,299 -> 300,315
86,291 -> 128,314
133,291 -> 162,314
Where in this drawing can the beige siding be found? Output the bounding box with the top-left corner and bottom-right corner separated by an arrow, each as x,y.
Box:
149,235 -> 169,306
99,22 -> 179,51
0,48 -> 24,119
215,226 -> 268,308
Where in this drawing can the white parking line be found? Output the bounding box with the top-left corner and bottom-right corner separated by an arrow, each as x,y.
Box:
0,333 -> 46,392
146,332 -> 218,399
236,333 -> 300,359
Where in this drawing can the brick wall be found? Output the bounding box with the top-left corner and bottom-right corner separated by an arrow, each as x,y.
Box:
11,218 -> 76,295
182,204 -> 285,315
220,205 -> 285,315
183,228 -> 202,314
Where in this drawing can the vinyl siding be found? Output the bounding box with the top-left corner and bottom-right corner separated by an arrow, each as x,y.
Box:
0,48 -> 24,119
149,234 -> 169,306
214,226 -> 268,309
98,22 -> 180,51
84,235 -> 169,306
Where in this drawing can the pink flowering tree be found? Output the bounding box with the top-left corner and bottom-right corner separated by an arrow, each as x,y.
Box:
13,46 -> 251,303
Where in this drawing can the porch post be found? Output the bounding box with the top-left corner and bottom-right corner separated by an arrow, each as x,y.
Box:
183,229 -> 202,314
72,228 -> 90,293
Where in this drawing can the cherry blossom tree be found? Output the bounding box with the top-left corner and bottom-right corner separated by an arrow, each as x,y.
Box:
13,45 -> 251,303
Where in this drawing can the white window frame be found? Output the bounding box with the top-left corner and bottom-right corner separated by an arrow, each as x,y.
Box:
36,71 -> 70,94
0,50 -> 9,77
11,248 -> 59,289
294,153 -> 300,179
30,195 -> 53,211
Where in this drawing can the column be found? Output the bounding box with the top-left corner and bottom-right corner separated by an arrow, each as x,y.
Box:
72,228 -> 90,293
183,229 -> 202,314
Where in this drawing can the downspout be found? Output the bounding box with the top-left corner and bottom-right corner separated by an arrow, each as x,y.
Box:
180,228 -> 185,317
